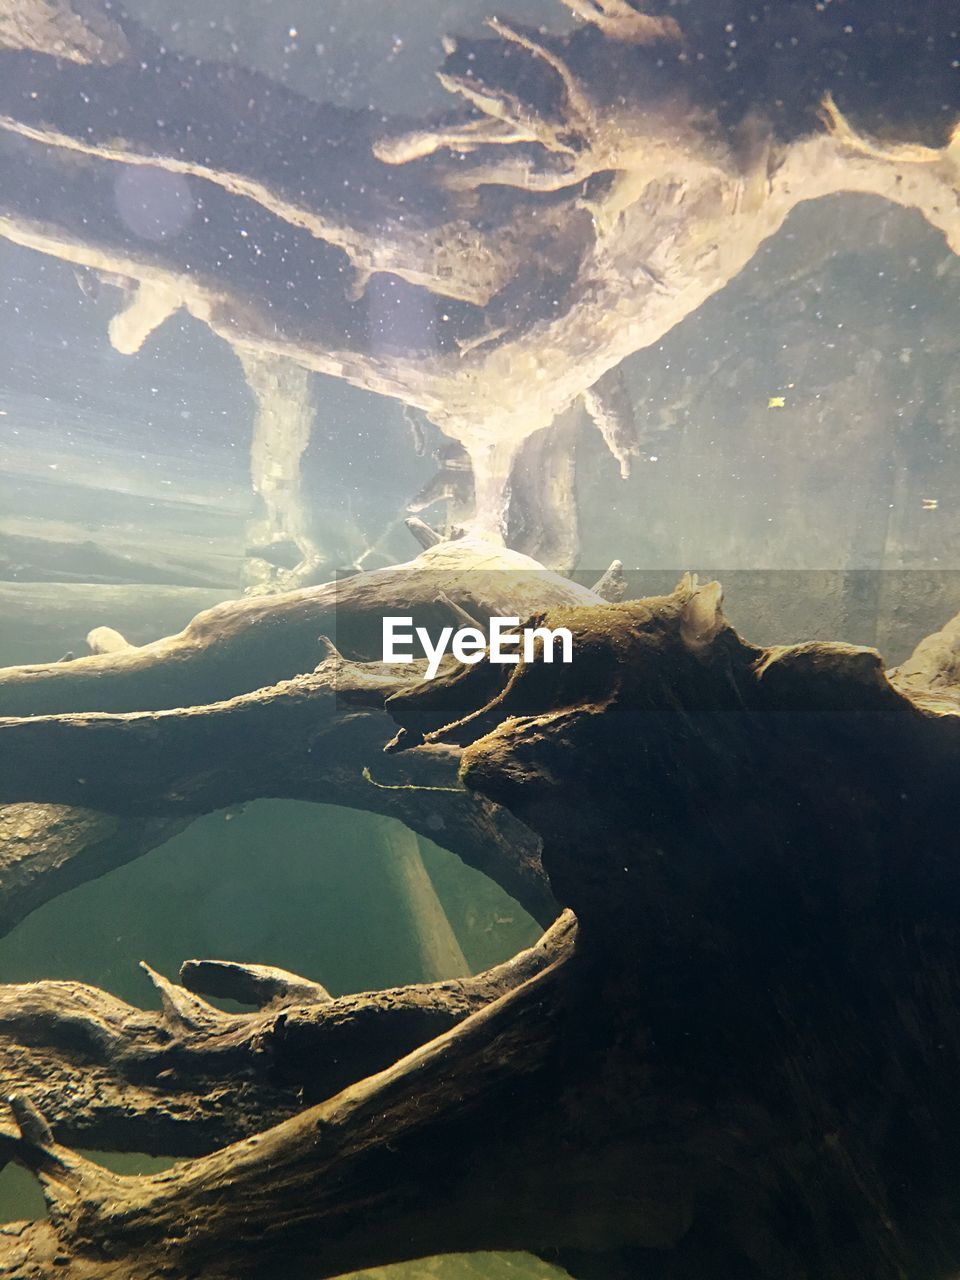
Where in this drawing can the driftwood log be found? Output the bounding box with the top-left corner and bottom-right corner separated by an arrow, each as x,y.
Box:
3,569 -> 960,1277
0,534 -> 602,935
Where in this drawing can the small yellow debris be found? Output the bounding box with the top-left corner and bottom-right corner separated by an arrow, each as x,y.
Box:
922,497 -> 939,511
767,396 -> 786,408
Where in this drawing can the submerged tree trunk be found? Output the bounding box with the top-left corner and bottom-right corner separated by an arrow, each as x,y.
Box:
4,574 -> 960,1277
0,535 -> 601,934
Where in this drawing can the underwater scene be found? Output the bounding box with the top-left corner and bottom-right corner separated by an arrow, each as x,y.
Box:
0,2 -> 959,1278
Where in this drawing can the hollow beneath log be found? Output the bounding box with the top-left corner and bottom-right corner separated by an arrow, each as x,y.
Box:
0,804 -> 186,940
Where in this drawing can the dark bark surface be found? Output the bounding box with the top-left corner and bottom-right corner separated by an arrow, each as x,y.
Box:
0,913 -> 574,1156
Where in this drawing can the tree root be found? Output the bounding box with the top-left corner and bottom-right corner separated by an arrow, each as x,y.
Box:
0,913 -> 575,1156
0,535 -> 597,717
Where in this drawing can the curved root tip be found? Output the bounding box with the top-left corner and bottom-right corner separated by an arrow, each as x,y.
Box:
382,727 -> 422,754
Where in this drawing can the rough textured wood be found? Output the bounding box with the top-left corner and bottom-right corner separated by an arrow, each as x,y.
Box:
0,536 -> 598,717
1,4 -> 959,1274
5,585 -> 960,1277
0,913 -> 574,1156
0,654 -> 552,927
0,0 -> 128,64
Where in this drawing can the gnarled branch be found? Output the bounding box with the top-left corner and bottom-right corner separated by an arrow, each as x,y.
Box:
0,913 -> 575,1155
